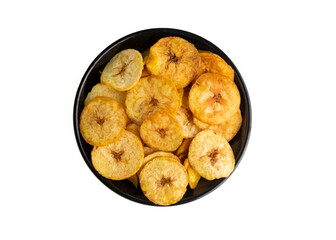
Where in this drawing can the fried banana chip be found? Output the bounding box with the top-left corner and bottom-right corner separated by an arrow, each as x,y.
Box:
126,123 -> 141,139
183,158 -> 201,189
91,130 -> 144,180
80,97 -> 127,146
176,138 -> 192,157
146,37 -> 200,89
193,109 -> 242,142
195,50 -> 234,80
140,111 -> 183,152
101,49 -> 143,91
175,107 -> 201,138
177,88 -> 184,108
127,174 -> 139,188
84,83 -> 126,107
188,130 -> 235,180
143,146 -> 158,156
139,157 -> 188,205
125,76 -> 179,124
189,73 -> 240,124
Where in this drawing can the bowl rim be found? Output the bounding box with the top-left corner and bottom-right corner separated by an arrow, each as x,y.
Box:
73,28 -> 252,207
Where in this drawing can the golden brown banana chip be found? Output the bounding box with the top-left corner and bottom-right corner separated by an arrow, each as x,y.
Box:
176,138 -> 192,157
139,157 -> 188,205
177,88 -> 184,108
175,107 -> 201,138
143,146 -> 158,156
195,51 -> 234,80
126,123 -> 141,139
188,130 -> 235,180
146,37 -> 200,89
127,174 -> 139,188
125,76 -> 179,124
80,97 -> 127,146
193,109 -> 242,142
140,111 -> 183,151
91,130 -> 143,180
84,83 -> 126,107
101,49 -> 143,91
189,73 -> 240,125
183,158 -> 201,189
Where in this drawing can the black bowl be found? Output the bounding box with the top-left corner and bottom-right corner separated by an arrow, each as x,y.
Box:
73,28 -> 251,206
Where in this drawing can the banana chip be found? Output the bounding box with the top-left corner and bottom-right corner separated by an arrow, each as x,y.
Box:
183,158 -> 201,189
175,107 -> 201,138
188,130 -> 235,180
101,49 -> 143,91
140,111 -> 183,152
176,138 -> 192,157
91,130 -> 143,180
139,157 -> 188,205
84,83 -> 126,107
80,97 -> 127,146
195,51 -> 234,80
126,123 -> 141,139
177,88 -> 184,108
146,37 -> 200,89
125,76 -> 179,124
189,73 -> 240,125
193,109 -> 242,142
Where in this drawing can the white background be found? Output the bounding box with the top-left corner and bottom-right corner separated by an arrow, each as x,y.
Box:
1,0 -> 335,239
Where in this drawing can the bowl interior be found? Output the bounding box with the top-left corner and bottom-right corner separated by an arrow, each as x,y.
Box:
74,28 -> 251,206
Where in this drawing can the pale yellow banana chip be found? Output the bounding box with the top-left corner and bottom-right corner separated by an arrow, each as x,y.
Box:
80,97 -> 127,146
175,107 -> 201,138
125,76 -> 179,125
91,130 -> 143,180
193,109 -> 242,142
84,83 -> 126,107
195,50 -> 234,81
140,111 -> 183,152
189,73 -> 240,124
146,37 -> 200,89
183,158 -> 201,189
139,157 -> 188,205
101,49 -> 143,91
188,130 -> 235,180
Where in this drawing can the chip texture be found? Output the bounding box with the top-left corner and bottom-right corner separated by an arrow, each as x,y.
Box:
193,109 -> 242,142
91,130 -> 143,180
84,83 -> 126,107
101,49 -> 143,91
188,130 -> 235,180
126,76 -> 179,124
140,111 -> 183,151
80,97 -> 127,146
189,73 -> 240,124
146,37 -> 200,89
175,107 -> 201,138
139,157 -> 188,205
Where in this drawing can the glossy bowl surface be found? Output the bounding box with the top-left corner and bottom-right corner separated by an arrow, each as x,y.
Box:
73,28 -> 251,206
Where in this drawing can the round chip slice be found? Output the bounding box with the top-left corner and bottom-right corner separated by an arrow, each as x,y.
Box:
188,130 -> 235,180
80,97 -> 127,146
91,130 -> 143,180
101,49 -> 143,91
139,157 -> 188,205
193,109 -> 242,142
140,111 -> 183,152
195,50 -> 234,80
84,83 -> 126,107
175,107 -> 201,138
125,76 -> 179,124
146,37 -> 200,89
189,73 -> 241,125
